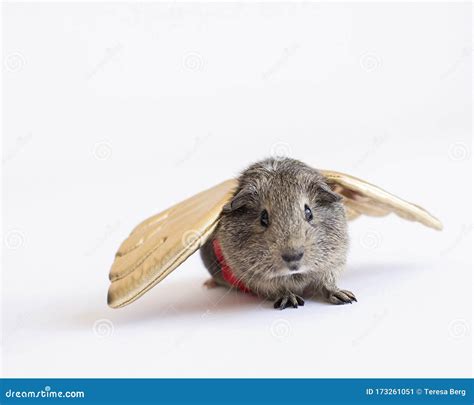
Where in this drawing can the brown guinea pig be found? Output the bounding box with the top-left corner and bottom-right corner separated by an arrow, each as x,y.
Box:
200,158 -> 356,310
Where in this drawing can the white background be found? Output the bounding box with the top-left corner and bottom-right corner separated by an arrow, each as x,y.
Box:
2,2 -> 472,377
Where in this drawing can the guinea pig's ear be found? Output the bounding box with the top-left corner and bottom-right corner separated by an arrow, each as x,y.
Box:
315,183 -> 343,203
222,188 -> 256,213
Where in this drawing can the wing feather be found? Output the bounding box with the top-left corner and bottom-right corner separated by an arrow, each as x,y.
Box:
321,170 -> 442,231
107,179 -> 238,308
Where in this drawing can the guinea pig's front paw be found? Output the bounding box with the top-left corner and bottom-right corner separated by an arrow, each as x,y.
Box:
326,289 -> 357,305
273,293 -> 305,310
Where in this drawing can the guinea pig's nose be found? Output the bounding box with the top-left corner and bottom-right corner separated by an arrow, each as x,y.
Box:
281,251 -> 304,263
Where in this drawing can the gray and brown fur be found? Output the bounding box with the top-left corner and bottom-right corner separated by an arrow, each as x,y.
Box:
200,158 -> 356,309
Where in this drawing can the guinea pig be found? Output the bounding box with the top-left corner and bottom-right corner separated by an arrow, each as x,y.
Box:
200,157 -> 356,309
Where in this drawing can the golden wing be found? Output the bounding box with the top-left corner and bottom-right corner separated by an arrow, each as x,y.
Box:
107,179 -> 238,308
320,170 -> 442,231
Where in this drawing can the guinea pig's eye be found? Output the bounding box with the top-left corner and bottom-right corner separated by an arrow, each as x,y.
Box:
260,209 -> 269,227
304,204 -> 313,222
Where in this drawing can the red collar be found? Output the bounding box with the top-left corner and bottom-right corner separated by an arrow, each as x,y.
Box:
212,239 -> 250,293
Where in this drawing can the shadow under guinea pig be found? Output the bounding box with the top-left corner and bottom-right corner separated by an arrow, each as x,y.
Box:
68,275 -> 263,329
65,261 -> 424,330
